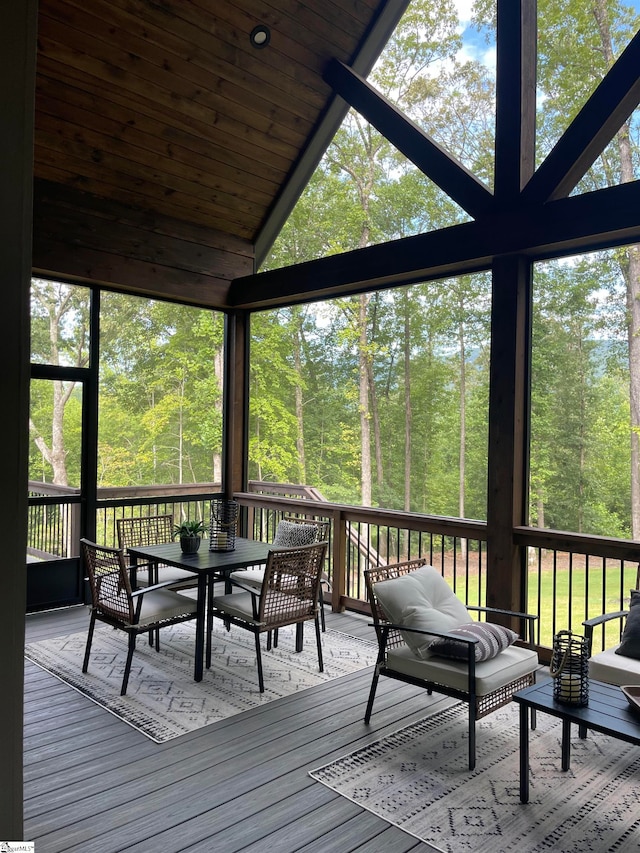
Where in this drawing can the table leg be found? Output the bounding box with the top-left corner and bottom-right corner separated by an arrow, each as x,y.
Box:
130,555 -> 138,590
561,719 -> 571,770
519,703 -> 530,804
206,574 -> 214,669
194,573 -> 206,682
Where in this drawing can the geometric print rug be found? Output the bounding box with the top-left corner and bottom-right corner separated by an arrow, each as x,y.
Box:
25,621 -> 377,743
310,701 -> 640,853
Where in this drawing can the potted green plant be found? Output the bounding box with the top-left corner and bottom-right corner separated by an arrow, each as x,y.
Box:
174,519 -> 206,554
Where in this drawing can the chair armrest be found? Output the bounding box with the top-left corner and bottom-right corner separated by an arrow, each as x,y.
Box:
466,605 -> 537,643
130,578 -> 194,597
583,610 -> 628,628
582,610 -> 628,649
467,604 -> 537,621
384,623 -> 479,644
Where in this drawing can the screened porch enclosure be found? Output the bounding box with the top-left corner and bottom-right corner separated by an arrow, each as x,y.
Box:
23,0 -> 640,666
5,0 -> 640,840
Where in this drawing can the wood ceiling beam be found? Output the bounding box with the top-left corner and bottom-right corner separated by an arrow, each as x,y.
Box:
323,58 -> 494,219
522,25 -> 640,204
229,179 -> 640,309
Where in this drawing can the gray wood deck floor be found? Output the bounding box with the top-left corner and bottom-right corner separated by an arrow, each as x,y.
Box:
24,605 -> 448,853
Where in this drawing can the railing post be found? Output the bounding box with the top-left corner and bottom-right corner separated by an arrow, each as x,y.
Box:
69,501 -> 82,557
331,509 -> 347,613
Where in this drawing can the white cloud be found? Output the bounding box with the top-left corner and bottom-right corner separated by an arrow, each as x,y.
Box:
453,0 -> 475,25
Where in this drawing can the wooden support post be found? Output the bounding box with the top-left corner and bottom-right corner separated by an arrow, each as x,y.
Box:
0,0 -> 36,838
487,254 -> 532,615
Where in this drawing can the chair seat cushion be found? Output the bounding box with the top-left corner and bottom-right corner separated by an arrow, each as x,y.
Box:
136,588 -> 197,627
428,622 -> 519,662
135,566 -> 197,589
373,566 -> 470,658
229,567 -> 265,590
209,591 -> 261,623
589,644 -> 640,685
210,588 -> 312,627
387,643 -> 539,696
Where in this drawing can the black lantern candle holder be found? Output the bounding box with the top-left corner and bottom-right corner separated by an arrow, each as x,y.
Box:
550,630 -> 589,705
209,499 -> 238,551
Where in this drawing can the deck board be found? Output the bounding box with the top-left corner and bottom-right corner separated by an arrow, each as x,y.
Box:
24,606 -> 441,852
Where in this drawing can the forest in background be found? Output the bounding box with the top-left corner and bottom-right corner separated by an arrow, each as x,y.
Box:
29,0 -> 640,543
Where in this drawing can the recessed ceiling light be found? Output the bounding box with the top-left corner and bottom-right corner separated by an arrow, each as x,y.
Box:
250,25 -> 270,49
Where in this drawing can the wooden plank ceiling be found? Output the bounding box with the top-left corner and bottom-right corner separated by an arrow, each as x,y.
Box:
32,0 -> 400,306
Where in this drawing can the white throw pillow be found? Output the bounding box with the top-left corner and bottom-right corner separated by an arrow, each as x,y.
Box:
373,566 -> 470,658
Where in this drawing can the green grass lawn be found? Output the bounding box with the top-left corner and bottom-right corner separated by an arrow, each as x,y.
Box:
455,561 -> 635,651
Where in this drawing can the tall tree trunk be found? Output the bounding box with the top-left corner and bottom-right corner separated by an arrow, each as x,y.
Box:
366,357 -> 383,491
213,344 -> 223,485
359,293 -> 372,507
293,311 -> 307,483
178,377 -> 184,484
29,378 -> 74,486
593,1 -> 640,537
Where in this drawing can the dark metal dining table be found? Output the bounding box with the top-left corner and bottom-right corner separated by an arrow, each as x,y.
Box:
127,537 -> 272,682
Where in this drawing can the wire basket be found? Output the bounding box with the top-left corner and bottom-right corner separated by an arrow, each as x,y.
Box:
549,630 -> 589,706
209,499 -> 238,551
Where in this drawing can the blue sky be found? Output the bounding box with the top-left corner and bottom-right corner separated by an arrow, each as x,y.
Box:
454,1 -> 640,67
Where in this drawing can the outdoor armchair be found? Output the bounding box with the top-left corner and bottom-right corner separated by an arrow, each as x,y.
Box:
208,541 -> 327,692
81,538 -> 198,695
583,586 -> 640,686
365,559 -> 539,770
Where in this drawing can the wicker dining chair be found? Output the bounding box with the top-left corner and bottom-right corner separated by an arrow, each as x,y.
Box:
365,559 -> 539,770
228,515 -> 331,630
208,541 -> 327,692
117,514 -> 196,590
81,539 -> 198,695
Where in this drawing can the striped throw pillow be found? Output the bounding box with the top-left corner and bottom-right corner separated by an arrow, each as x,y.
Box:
429,622 -> 518,662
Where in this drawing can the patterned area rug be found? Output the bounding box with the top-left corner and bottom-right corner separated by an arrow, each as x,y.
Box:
310,702 -> 640,853
25,622 -> 377,743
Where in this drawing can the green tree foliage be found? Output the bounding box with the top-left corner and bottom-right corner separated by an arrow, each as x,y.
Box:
98,294 -> 224,486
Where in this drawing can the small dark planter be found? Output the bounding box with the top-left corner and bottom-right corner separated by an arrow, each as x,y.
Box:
180,535 -> 201,554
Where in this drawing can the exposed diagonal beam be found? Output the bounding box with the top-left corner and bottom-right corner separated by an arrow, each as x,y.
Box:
323,58 -> 494,219
229,180 -> 640,309
494,0 -> 537,201
522,25 -> 640,204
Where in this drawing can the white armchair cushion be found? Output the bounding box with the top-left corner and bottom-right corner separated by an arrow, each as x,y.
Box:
387,643 -> 539,695
373,566 -> 470,658
589,644 -> 640,686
